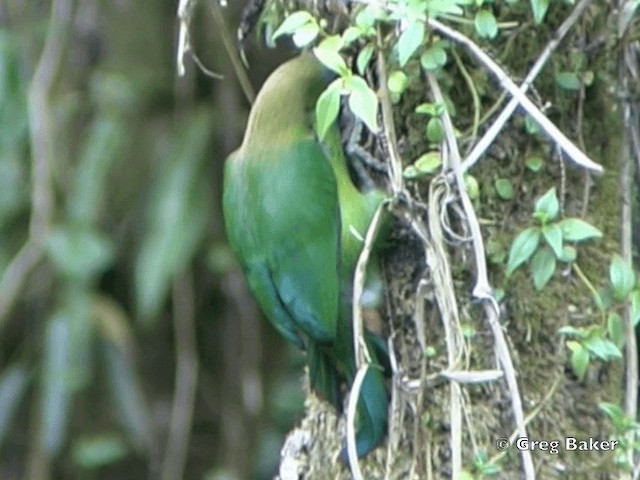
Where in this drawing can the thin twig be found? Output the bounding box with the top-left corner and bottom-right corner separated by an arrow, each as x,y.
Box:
376,30 -> 404,196
619,31 -> 639,473
0,0 -> 71,330
427,72 -> 535,479
460,0 -> 593,173
209,0 -> 256,104
346,365 -> 369,480
160,270 -> 199,480
427,5 -> 602,175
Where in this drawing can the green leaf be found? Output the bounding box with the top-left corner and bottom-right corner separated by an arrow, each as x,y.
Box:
609,254 -> 636,301
415,102 -> 444,116
420,46 -> 447,71
292,22 -> 321,47
531,0 -> 550,24
486,238 -> 507,265
387,70 -> 409,95
607,312 -> 625,349
542,223 -> 563,258
426,117 -> 444,143
464,174 -> 480,200
427,0 -> 465,16
558,218 -> 602,242
342,26 -> 362,45
313,40 -> 348,76
414,152 -> 442,174
475,9 -> 498,39
559,326 -> 583,338
525,155 -> 544,172
102,341 -> 151,450
72,434 -> 129,469
272,11 -> 316,41
403,165 -> 422,179
494,178 -> 514,200
631,290 -> 640,326
46,226 -> 114,280
346,75 -> 379,133
558,245 -> 577,263
135,111 -> 212,322
534,187 -> 560,222
530,246 -> 556,290
585,338 -> 623,361
556,71 -> 581,91
506,227 -> 541,276
357,44 -> 375,75
69,118 -> 127,225
0,364 -> 29,449
315,79 -> 342,140
398,21 -> 425,67
568,341 -> 589,381
40,315 -> 72,455
524,115 -> 540,135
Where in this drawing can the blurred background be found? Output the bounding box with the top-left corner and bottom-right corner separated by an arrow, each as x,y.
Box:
0,1 -> 304,479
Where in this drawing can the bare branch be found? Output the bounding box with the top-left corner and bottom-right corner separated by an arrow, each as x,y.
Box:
0,0 -> 72,331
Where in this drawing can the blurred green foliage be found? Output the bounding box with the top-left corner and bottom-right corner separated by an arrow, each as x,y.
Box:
0,2 -> 304,479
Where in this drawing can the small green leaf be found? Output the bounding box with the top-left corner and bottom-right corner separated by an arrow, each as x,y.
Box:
427,0 -> 465,15
494,178 -> 514,200
585,338 -> 623,361
525,155 -> 544,172
464,174 -> 479,200
558,245 -> 577,263
46,226 -> 114,280
569,342 -> 589,381
506,227 -> 540,276
530,246 -> 556,290
346,75 -> 379,133
292,22 -> 321,47
414,152 -> 442,174
420,46 -> 447,71
403,165 -> 422,179
559,326 -> 583,338
272,11 -> 316,41
542,223 -> 563,258
534,188 -> 560,222
531,0 -> 550,24
558,218 -> 602,242
607,312 -> 625,349
72,434 -> 129,469
609,254 -> 636,301
475,9 -> 498,39
426,117 -> 444,143
315,79 -> 342,140
398,21 -> 425,67
524,115 -> 540,135
357,44 -> 375,75
387,70 -> 409,95
415,102 -> 444,116
313,40 -> 348,76
556,71 -> 581,91
631,290 -> 640,326
342,26 -> 362,45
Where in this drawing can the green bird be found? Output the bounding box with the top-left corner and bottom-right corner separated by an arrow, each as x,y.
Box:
222,53 -> 388,457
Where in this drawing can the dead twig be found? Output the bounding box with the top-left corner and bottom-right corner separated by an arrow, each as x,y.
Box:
160,270 -> 199,480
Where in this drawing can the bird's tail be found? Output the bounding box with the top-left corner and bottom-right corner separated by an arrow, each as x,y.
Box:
307,341 -> 341,410
352,333 -> 389,457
